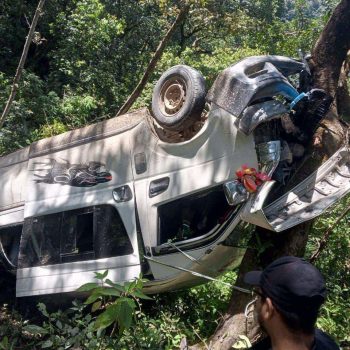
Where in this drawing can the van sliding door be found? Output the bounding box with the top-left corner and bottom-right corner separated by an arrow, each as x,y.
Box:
16,204 -> 140,297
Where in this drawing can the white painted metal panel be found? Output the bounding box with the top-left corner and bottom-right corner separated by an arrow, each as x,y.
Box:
16,255 -> 140,297
0,206 -> 24,227
241,146 -> 350,231
134,107 -> 258,248
24,132 -> 133,218
0,161 -> 27,212
16,198 -> 142,297
144,245 -> 246,293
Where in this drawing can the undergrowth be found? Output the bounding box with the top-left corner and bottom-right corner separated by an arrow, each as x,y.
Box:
0,196 -> 349,349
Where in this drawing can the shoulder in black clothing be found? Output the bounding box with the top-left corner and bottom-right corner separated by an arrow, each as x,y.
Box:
249,336 -> 271,350
314,329 -> 339,350
248,329 -> 339,350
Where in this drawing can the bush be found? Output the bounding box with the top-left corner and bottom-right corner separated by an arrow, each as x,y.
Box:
306,194 -> 350,345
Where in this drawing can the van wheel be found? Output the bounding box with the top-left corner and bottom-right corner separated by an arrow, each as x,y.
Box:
151,65 -> 206,132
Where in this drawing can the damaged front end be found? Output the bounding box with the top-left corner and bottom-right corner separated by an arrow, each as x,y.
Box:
240,146 -> 350,231
215,55 -> 350,232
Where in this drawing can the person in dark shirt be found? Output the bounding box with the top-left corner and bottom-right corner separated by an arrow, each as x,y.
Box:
244,256 -> 339,350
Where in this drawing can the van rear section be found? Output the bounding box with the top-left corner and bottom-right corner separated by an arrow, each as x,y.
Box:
0,110 -> 146,297
0,105 -> 258,297
0,146 -> 28,271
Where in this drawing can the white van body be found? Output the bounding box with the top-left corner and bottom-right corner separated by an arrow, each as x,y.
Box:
1,56 -> 349,298
1,107 -> 258,297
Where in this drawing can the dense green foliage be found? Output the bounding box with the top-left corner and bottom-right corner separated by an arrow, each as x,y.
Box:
0,0 -> 340,155
0,0 -> 349,349
0,269 -> 236,349
307,195 -> 350,344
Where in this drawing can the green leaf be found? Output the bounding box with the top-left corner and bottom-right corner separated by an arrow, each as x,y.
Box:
24,324 -> 49,335
37,302 -> 49,317
41,340 -> 53,348
132,290 -> 153,300
94,304 -> 119,331
125,280 -> 137,292
94,270 -> 108,280
0,336 -> 8,350
105,279 -> 125,292
64,339 -> 73,349
91,300 -> 102,312
68,326 -> 79,337
115,297 -> 137,332
99,287 -> 121,297
134,277 -> 144,289
84,292 -> 102,305
76,282 -> 99,292
118,297 -> 136,309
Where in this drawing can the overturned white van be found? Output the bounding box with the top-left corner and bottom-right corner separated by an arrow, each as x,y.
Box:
0,55 -> 349,297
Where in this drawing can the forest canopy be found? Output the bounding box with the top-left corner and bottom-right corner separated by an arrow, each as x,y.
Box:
0,0 -> 342,155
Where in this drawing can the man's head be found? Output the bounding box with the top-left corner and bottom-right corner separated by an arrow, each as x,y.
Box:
244,256 -> 326,335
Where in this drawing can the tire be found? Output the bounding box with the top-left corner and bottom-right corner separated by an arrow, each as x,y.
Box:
151,65 -> 206,131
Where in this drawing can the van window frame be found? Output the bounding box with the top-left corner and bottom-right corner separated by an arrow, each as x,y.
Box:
0,223 -> 23,269
154,185 -> 240,255
18,204 -> 134,268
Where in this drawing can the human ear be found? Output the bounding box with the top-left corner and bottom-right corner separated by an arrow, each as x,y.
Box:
261,297 -> 275,321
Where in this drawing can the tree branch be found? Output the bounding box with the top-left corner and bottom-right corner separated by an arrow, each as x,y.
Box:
116,4 -> 190,117
0,0 -> 46,130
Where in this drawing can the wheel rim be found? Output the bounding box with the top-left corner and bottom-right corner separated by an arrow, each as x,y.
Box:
159,77 -> 187,117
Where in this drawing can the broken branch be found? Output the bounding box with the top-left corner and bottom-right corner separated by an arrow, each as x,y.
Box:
0,0 -> 46,130
116,4 -> 190,117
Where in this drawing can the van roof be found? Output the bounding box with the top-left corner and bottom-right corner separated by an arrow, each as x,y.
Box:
0,108 -> 149,169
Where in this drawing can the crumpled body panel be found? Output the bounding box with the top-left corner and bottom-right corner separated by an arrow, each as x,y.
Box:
206,55 -> 303,118
241,146 -> 350,231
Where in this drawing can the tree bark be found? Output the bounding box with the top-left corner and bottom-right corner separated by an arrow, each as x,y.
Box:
312,0 -> 350,98
336,53 -> 350,121
0,0 -> 46,130
191,1 -> 350,349
116,5 -> 190,117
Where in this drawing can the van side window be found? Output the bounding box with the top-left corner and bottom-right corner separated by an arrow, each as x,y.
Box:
60,208 -> 94,263
32,213 -> 61,266
94,205 -> 133,259
0,224 -> 23,268
18,205 -> 133,268
158,186 -> 232,245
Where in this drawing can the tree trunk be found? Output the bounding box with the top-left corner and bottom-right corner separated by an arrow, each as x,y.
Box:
191,1 -> 350,349
116,5 -> 190,117
336,53 -> 350,121
312,0 -> 350,98
0,0 -> 46,130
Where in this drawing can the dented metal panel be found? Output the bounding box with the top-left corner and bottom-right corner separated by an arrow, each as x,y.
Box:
207,56 -> 303,117
238,100 -> 289,135
241,146 -> 350,231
